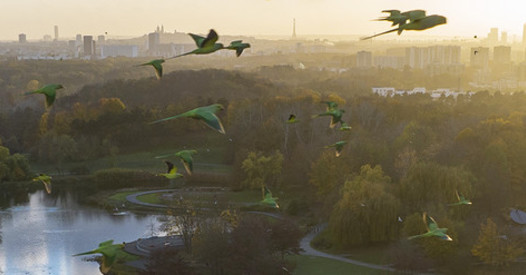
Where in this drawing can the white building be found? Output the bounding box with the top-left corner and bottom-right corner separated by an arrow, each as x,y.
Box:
101,45 -> 139,58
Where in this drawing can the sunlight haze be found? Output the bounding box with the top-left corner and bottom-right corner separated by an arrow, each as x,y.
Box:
1,0 -> 526,40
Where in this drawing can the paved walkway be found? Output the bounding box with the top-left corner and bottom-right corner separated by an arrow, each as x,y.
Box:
125,189 -> 401,273
125,189 -> 174,208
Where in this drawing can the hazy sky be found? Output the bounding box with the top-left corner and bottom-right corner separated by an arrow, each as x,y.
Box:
1,0 -> 526,41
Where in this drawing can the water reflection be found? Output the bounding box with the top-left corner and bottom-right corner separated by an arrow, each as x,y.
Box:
0,190 -> 163,275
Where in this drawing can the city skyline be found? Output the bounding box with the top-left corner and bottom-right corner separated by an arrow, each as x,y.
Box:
2,0 -> 526,41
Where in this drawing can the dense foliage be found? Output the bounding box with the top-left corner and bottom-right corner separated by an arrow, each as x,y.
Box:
3,62 -> 526,272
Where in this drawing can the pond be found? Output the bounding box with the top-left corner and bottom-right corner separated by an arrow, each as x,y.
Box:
0,190 -> 164,274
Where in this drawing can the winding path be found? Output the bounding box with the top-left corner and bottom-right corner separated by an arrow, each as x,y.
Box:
125,189 -> 399,273
300,223 -> 398,272
125,189 -> 174,208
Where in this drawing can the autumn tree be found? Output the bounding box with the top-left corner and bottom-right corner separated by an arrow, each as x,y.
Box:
472,218 -> 523,267
0,145 -> 30,182
241,150 -> 283,189
309,150 -> 350,197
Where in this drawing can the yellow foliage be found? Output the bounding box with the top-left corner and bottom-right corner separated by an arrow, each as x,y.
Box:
471,218 -> 523,266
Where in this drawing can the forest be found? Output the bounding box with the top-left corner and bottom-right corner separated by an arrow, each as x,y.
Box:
2,58 -> 526,273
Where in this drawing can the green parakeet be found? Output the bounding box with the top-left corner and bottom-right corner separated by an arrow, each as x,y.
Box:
448,190 -> 472,206
261,185 -> 279,209
286,114 -> 298,124
325,141 -> 347,157
156,150 -> 198,175
150,104 -> 225,134
225,40 -> 251,57
312,109 -> 345,128
138,59 -> 165,79
157,161 -> 183,179
73,240 -> 124,274
170,29 -> 224,58
32,173 -> 52,194
25,84 -> 64,108
362,14 -> 447,40
408,213 -> 453,241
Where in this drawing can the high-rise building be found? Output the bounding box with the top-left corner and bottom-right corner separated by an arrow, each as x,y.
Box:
148,32 -> 160,53
523,24 -> 526,45
83,35 -> 93,57
76,34 -> 82,46
427,45 -> 461,65
101,45 -> 139,58
54,25 -> 58,41
470,47 -> 489,68
18,33 -> 26,43
501,31 -> 507,44
97,35 -> 105,44
292,18 -> 296,39
488,28 -> 498,44
356,51 -> 372,68
405,47 -> 426,69
494,46 -> 511,64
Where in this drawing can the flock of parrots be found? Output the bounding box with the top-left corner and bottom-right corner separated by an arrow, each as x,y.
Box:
21,10 -> 461,272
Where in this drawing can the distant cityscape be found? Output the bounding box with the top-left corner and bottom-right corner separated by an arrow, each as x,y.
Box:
5,22 -> 526,91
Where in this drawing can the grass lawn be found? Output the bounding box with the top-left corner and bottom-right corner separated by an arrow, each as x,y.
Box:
30,144 -> 231,176
311,228 -> 394,266
289,255 -> 392,275
109,190 -> 140,202
136,193 -> 163,204
339,245 -> 394,266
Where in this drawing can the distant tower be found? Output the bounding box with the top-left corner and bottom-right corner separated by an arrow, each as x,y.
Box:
501,31 -> 508,44
148,32 -> 160,55
76,34 -> 82,46
83,35 -> 93,57
97,35 -> 105,44
54,25 -> 59,41
18,33 -> 27,43
488,28 -> 498,44
292,18 -> 297,39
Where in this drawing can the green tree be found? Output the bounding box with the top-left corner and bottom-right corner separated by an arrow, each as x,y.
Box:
38,132 -> 78,174
400,162 -> 475,212
472,218 -> 523,267
329,165 -> 401,246
309,150 -> 350,197
241,150 -> 283,189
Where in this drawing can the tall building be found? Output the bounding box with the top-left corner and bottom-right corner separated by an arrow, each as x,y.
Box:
292,18 -> 296,39
405,47 -> 426,69
148,32 -> 160,54
97,35 -> 105,44
101,45 -> 139,58
494,46 -> 511,64
470,47 -> 489,68
427,45 -> 461,65
501,31 -> 507,44
18,33 -> 26,43
356,51 -> 372,68
374,55 -> 404,69
523,24 -> 526,45
488,28 -> 498,44
83,35 -> 93,57
76,34 -> 82,46
54,25 -> 59,41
